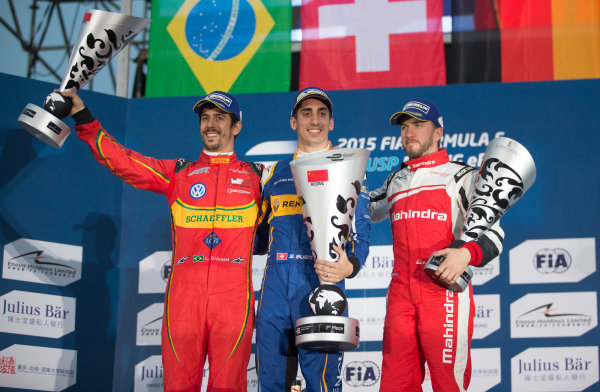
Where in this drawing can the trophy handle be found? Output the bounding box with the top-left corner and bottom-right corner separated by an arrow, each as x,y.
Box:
424,254 -> 473,293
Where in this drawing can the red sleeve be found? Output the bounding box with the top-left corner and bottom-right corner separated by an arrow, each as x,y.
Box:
75,120 -> 174,194
461,241 -> 483,266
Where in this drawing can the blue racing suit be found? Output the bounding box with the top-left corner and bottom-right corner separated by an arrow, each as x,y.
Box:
254,152 -> 370,392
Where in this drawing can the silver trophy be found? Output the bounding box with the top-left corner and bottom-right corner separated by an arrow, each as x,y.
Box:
425,137 -> 537,292
290,148 -> 370,352
17,9 -> 150,148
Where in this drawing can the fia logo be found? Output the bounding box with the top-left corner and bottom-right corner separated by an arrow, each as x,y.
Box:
190,183 -> 207,199
343,360 -> 380,387
533,248 -> 571,274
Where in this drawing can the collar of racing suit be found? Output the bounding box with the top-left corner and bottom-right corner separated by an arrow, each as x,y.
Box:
402,149 -> 449,172
199,150 -> 238,165
293,141 -> 332,159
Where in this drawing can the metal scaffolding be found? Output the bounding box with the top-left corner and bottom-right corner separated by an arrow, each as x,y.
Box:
0,0 -> 151,97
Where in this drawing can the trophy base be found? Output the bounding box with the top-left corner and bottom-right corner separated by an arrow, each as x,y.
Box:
295,315 -> 359,352
17,103 -> 71,149
424,254 -> 473,293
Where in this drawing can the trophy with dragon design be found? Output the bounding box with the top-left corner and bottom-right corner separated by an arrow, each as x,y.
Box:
290,148 -> 370,352
424,137 -> 537,292
17,9 -> 150,148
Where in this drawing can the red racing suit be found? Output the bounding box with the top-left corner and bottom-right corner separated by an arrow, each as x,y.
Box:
369,149 -> 503,392
74,109 -> 262,392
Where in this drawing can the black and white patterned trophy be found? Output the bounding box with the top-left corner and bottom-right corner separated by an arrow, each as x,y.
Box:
290,148 -> 370,352
425,137 -> 537,292
17,9 -> 150,148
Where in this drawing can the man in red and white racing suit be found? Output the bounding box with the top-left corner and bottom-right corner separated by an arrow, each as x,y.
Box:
63,90 -> 261,392
369,99 -> 503,392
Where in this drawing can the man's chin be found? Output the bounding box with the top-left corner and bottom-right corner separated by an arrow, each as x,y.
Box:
204,144 -> 221,152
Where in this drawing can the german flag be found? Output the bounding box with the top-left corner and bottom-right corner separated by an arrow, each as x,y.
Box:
501,0 -> 600,82
447,0 -> 600,84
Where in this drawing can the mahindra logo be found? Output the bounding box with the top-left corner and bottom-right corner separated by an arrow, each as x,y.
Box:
391,209 -> 447,222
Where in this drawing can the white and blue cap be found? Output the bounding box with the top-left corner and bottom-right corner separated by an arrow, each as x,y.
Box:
291,87 -> 333,116
390,98 -> 443,128
193,91 -> 242,122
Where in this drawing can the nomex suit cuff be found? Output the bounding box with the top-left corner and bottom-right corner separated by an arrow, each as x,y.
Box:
72,106 -> 95,125
347,256 -> 361,279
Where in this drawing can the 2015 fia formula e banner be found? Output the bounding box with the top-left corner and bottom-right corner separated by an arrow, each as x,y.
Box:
146,0 -> 291,96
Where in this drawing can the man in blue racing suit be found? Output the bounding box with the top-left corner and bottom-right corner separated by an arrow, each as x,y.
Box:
254,87 -> 371,392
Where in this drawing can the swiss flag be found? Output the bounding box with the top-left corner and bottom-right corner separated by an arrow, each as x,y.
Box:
300,0 -> 445,90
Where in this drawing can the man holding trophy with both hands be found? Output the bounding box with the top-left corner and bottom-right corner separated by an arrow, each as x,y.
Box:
254,87 -> 371,392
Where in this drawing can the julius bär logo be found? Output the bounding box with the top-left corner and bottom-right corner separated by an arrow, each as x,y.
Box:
190,183 -> 207,199
343,360 -> 380,387
534,248 -> 571,274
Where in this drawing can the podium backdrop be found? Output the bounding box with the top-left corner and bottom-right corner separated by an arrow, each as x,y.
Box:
1,72 -> 598,391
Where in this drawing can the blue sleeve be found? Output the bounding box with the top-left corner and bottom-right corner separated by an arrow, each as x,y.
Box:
346,176 -> 371,271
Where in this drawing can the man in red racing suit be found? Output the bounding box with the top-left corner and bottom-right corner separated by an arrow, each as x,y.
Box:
63,90 -> 262,392
369,98 -> 504,392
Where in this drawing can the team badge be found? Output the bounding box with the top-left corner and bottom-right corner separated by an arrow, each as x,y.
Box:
203,232 -> 222,249
190,183 -> 207,199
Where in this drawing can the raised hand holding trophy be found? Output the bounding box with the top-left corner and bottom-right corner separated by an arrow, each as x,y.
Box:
290,148 -> 370,352
17,9 -> 150,148
424,137 -> 537,292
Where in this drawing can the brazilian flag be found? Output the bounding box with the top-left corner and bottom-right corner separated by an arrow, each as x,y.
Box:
146,0 -> 291,97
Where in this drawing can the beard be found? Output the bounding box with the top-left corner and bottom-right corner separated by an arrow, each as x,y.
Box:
201,128 -> 225,152
403,135 -> 435,160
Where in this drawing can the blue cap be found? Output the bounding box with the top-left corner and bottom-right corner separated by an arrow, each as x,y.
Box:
291,87 -> 333,116
193,91 -> 242,122
390,98 -> 443,128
